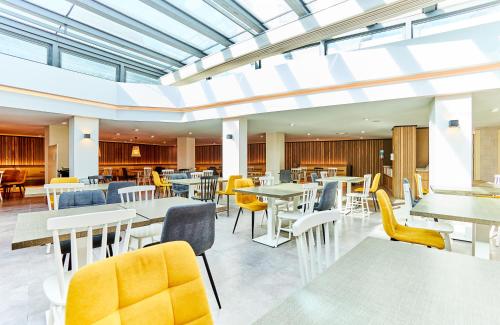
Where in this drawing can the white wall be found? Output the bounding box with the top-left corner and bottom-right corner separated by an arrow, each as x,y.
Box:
176,137 -> 195,169
69,116 -> 99,179
222,118 -> 247,178
429,94 -> 472,189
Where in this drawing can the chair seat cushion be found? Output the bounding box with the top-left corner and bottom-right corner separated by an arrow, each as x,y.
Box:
393,224 -> 445,249
238,201 -> 267,212
216,190 -> 234,196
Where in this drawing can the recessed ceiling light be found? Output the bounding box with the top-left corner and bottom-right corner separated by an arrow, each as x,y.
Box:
361,130 -> 365,134
162,141 -> 166,144
492,108 -> 499,113
290,123 -> 295,127
260,135 -> 264,138
307,133 -> 311,136
336,132 -> 346,135
316,138 -> 320,141
134,128 -> 139,132
61,121 -> 67,125
129,139 -> 133,142
115,132 -> 120,136
363,118 -> 369,121
372,120 -> 380,123
360,136 -> 364,139
188,131 -> 193,135
150,135 -> 155,138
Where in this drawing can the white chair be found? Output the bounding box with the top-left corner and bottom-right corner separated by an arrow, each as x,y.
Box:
142,167 -> 152,185
44,209 -> 136,325
103,167 -> 113,181
293,210 -> 340,285
276,183 -> 318,246
44,183 -> 85,211
327,167 -> 338,177
415,173 -> 426,199
319,171 -> 328,179
291,168 -> 302,183
345,174 -> 371,217
202,170 -> 214,176
162,169 -> 174,179
400,179 -> 453,251
191,171 -> 203,193
495,175 -> 500,185
0,170 -> 3,202
259,175 -> 290,212
118,185 -> 161,249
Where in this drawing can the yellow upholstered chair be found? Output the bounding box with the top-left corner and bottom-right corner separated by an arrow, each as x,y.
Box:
376,189 -> 444,249
152,171 -> 170,197
233,178 -> 268,238
217,175 -> 242,217
355,172 -> 381,211
65,241 -> 213,325
414,173 -> 428,199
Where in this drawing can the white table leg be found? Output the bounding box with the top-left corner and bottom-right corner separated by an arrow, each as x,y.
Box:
253,197 -> 291,248
472,223 -> 490,259
336,181 -> 344,212
188,185 -> 195,199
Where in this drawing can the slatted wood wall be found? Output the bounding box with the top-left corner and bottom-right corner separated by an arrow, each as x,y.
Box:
99,141 -> 176,165
285,139 -> 390,177
392,126 -> 416,199
0,135 -> 44,166
196,145 -> 221,164
248,143 -> 265,165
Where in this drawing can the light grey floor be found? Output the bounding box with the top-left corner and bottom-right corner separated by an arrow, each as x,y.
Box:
0,195 -> 487,325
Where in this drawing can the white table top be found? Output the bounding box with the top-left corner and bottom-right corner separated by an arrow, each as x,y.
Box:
233,183 -> 321,199
410,193 -> 500,225
317,176 -> 363,183
24,183 -> 109,197
255,237 -> 500,324
169,178 -> 227,185
120,197 -> 202,222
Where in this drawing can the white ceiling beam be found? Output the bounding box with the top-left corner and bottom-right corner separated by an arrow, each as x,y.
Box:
203,0 -> 266,35
285,0 -> 310,17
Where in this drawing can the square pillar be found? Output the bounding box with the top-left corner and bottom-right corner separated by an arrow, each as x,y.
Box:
177,137 -> 195,170
222,118 -> 247,178
392,126 -> 416,199
429,94 -> 472,189
266,132 -> 285,181
69,116 -> 99,179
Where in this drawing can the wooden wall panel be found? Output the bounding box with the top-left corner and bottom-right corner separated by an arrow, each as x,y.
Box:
248,143 -> 265,165
196,145 -> 221,165
285,139 -> 390,177
392,126 -> 416,199
99,141 -> 176,166
416,127 -> 429,168
0,135 -> 44,166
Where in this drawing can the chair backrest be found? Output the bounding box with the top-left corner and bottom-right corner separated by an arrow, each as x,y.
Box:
103,167 -> 113,176
50,177 -> 80,184
495,175 -> 500,185
88,175 -> 100,184
208,166 -> 218,176
292,210 -> 339,285
370,173 -> 381,192
190,171 -> 203,179
279,169 -> 292,183
198,176 -> 219,201
299,183 -> 319,214
291,168 -> 301,182
118,185 -> 155,203
161,202 -> 216,255
202,170 -> 213,176
122,167 -> 129,178
170,173 -> 188,192
414,174 -> 424,199
151,171 -> 164,187
143,167 -> 152,178
44,183 -> 85,210
315,181 -> 338,211
376,189 -> 400,239
402,178 -> 415,210
235,178 -> 257,204
65,241 -> 212,325
258,175 -> 274,186
0,170 -> 3,185
327,167 -> 337,177
224,175 -> 242,195
59,190 -> 106,210
361,174 -> 372,196
310,172 -> 318,183
319,171 -> 328,179
105,181 -> 135,204
48,208 -> 136,302
162,169 -> 174,177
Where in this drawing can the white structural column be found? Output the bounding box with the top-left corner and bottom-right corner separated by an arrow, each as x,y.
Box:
266,132 -> 285,182
177,137 -> 195,170
69,116 -> 99,179
429,94 -> 473,189
44,124 -> 69,182
222,118 -> 247,178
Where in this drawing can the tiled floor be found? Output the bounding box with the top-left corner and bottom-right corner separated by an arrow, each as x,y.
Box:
0,193 -> 491,325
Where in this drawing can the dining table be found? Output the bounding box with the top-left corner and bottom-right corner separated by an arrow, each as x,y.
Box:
432,180 -> 500,196
24,183 -> 109,198
410,193 -> 500,259
233,183 -> 322,248
169,178 -> 227,199
316,176 -> 364,212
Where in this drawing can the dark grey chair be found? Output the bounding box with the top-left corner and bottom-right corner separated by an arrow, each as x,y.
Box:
159,202 -> 221,309
88,175 -> 101,184
310,172 -> 319,183
106,181 -> 135,204
314,181 -> 338,212
279,169 -> 292,183
171,173 -> 189,197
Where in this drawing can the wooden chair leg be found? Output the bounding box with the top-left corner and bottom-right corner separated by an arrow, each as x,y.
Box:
201,253 -> 221,309
232,208 -> 242,234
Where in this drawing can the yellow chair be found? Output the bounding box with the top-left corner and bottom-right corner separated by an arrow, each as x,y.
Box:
152,171 -> 170,197
50,177 -> 79,184
217,175 -> 242,217
233,178 -> 268,239
376,189 -> 445,249
414,173 -> 428,199
65,241 -> 213,325
355,172 -> 381,211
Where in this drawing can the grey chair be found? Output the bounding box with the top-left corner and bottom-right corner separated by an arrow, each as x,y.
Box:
314,181 -> 338,212
310,172 -> 319,183
170,173 -> 189,197
105,181 -> 135,204
88,175 -> 100,184
159,202 -> 221,309
279,169 -> 292,183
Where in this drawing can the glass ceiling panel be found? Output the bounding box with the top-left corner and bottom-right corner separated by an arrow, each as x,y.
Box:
235,0 -> 296,24
0,3 -> 62,31
306,0 -> 347,13
25,0 -> 73,15
67,6 -> 191,60
97,0 -> 217,51
167,0 -> 246,39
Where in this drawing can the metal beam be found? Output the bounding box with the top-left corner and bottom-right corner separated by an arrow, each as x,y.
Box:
139,0 -> 233,47
285,0 -> 310,17
66,0 -> 206,57
203,0 -> 266,35
1,0 -> 184,67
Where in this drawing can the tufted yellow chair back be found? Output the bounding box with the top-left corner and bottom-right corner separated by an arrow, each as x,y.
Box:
65,241 -> 213,325
151,171 -> 164,187
224,175 -> 242,195
376,189 -> 398,238
370,173 -> 381,192
234,178 -> 257,205
50,177 -> 79,184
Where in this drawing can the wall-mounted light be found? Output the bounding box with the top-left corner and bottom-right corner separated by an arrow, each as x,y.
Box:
448,120 -> 460,128
83,133 -> 91,139
226,134 -> 233,140
131,145 -> 141,158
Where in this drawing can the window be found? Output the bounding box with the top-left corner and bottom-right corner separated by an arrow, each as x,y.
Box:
0,31 -> 48,64
413,3 -> 500,37
326,26 -> 405,55
125,69 -> 160,84
60,50 -> 118,81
